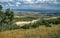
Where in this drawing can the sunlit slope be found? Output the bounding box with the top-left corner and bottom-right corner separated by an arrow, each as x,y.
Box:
0,25 -> 60,38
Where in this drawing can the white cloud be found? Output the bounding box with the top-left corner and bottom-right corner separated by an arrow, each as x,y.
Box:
16,2 -> 21,7
23,0 -> 32,2
0,0 -> 58,4
35,0 -> 57,3
8,3 -> 14,6
19,0 -> 58,4
16,2 -> 21,4
0,0 -> 14,2
0,0 -> 9,2
10,0 -> 13,2
23,0 -> 35,4
0,0 -> 60,10
16,4 -> 19,6
6,5 -> 8,6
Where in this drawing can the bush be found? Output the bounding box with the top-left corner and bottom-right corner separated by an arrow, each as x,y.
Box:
40,19 -> 51,27
0,24 -> 21,32
31,22 -> 40,28
21,19 -> 52,29
47,18 -> 60,25
21,24 -> 31,29
36,20 -> 44,25
43,21 -> 51,27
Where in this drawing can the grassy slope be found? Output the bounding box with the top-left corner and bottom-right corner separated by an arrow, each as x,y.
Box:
0,25 -> 60,38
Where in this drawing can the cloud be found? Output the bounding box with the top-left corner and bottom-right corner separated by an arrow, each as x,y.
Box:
0,0 -> 59,4
16,2 -> 21,6
10,0 -> 13,2
22,0 -> 35,4
16,2 -> 21,5
0,0 -> 9,2
0,0 -> 60,10
8,3 -> 15,6
0,0 -> 13,2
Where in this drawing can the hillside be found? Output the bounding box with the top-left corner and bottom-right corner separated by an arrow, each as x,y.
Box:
0,25 -> 60,38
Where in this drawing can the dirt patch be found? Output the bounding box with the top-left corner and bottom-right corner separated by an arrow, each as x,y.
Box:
15,19 -> 38,27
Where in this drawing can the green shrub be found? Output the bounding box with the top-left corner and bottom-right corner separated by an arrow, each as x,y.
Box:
31,22 -> 40,28
0,24 -> 21,32
47,18 -> 60,25
36,20 -> 44,25
43,21 -> 51,27
40,19 -> 51,27
21,24 -> 31,29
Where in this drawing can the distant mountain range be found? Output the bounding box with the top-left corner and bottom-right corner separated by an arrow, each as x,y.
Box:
13,9 -> 60,16
12,9 -> 60,13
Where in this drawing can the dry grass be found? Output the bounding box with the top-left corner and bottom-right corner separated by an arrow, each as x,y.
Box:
0,25 -> 60,38
44,17 -> 58,20
14,16 -> 26,18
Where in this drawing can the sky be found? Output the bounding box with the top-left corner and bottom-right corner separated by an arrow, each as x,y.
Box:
0,0 -> 60,10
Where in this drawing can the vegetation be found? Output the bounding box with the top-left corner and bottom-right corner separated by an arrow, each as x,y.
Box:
0,5 -> 21,32
21,18 -> 60,29
0,25 -> 60,38
40,19 -> 51,27
47,18 -> 60,24
21,19 -> 51,29
21,24 -> 31,29
0,5 -> 14,25
0,5 -> 60,33
0,24 -> 21,32
14,16 -> 38,22
0,5 -> 60,38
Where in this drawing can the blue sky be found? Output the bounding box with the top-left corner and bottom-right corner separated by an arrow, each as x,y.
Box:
0,0 -> 60,10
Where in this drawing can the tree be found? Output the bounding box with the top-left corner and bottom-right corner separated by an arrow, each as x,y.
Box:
4,8 -> 14,24
0,5 -> 4,25
0,5 -> 3,19
0,5 -> 14,25
0,5 -> 2,10
10,11 -> 14,22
